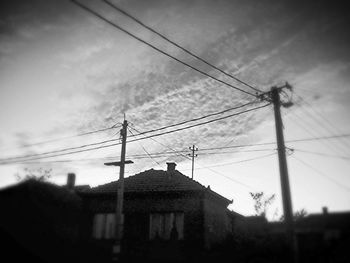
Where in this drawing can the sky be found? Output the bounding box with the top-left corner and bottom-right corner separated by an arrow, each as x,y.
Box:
0,0 -> 350,219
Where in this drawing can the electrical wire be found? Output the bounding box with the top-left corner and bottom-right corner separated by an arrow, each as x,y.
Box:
287,133 -> 350,144
0,123 -> 121,150
291,155 -> 350,192
128,100 -> 260,137
285,107 -> 346,156
2,130 -> 350,165
102,0 -> 262,94
71,0 -> 258,97
124,104 -> 271,148
191,152 -> 276,170
129,125 -> 259,191
295,94 -> 350,153
15,148 -> 278,164
0,102 -> 267,163
127,127 -> 162,167
291,148 -> 350,160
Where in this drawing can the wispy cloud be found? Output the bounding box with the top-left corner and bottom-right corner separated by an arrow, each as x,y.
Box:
1,0 -> 350,189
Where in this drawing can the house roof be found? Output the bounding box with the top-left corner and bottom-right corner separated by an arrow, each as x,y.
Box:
74,185 -> 91,192
297,211 -> 350,230
82,169 -> 231,204
0,179 -> 83,212
268,211 -> 350,234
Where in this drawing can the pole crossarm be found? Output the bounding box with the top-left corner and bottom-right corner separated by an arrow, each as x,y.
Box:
258,82 -> 293,107
104,160 -> 134,166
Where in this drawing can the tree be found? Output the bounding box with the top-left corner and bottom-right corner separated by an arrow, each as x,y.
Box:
294,208 -> 308,221
14,168 -> 52,182
249,191 -> 276,217
280,208 -> 308,221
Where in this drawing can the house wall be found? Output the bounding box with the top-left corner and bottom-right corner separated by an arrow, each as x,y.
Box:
83,191 -> 205,247
202,193 -> 231,249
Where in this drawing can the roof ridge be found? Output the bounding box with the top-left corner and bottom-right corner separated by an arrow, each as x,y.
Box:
175,170 -> 207,189
87,168 -> 231,202
175,171 -> 232,204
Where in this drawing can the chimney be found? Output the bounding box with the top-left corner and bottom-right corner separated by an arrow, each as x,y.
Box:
166,162 -> 177,172
67,173 -> 76,190
322,206 -> 328,215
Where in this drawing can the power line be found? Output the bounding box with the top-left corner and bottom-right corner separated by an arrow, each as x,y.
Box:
127,127 -> 162,167
0,141 -> 123,165
71,0 -> 258,97
291,155 -> 350,192
195,149 -> 276,155
2,128 -> 349,165
294,104 -> 350,154
0,136 -> 122,162
204,166 -> 257,191
129,125 -> 190,159
102,0 -> 262,94
196,143 -> 278,151
286,133 -> 350,144
191,152 -> 276,170
294,94 -> 350,154
0,123 -> 121,150
126,103 -> 271,144
0,101 -> 267,163
13,148 -> 278,165
128,100 -> 262,136
296,94 -> 348,139
129,147 -> 276,156
129,125 -> 257,191
285,107 -> 346,156
291,148 -> 350,160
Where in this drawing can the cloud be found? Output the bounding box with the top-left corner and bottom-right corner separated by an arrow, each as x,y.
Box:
58,40 -> 114,65
2,0 -> 350,180
80,0 -> 349,170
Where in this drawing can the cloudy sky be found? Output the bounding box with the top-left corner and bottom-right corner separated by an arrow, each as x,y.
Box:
1,0 -> 349,218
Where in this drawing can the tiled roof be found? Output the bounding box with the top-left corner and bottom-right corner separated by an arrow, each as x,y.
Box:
85,169 -> 206,194
74,185 -> 90,192
82,169 -> 232,204
298,212 -> 350,229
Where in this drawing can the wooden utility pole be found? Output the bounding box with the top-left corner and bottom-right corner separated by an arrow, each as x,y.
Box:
188,145 -> 198,179
104,119 -> 133,262
269,84 -> 298,263
116,119 -> 127,253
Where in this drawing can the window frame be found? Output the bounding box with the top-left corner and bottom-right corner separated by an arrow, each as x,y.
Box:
149,211 -> 184,241
92,213 -> 116,240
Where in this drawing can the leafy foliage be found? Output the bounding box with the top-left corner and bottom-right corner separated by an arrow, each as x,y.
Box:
249,191 -> 276,217
14,168 -> 52,182
280,208 -> 308,221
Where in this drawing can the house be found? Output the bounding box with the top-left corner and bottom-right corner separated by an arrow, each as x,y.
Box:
268,207 -> 350,240
294,208 -> 350,262
0,178 -> 101,263
79,162 -> 236,261
266,208 -> 350,262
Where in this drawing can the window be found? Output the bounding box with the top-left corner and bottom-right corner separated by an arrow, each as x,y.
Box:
149,212 -> 184,240
92,213 -> 115,239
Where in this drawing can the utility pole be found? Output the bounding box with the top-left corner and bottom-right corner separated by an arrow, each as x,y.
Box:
188,145 -> 198,179
104,119 -> 133,262
262,83 -> 298,263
